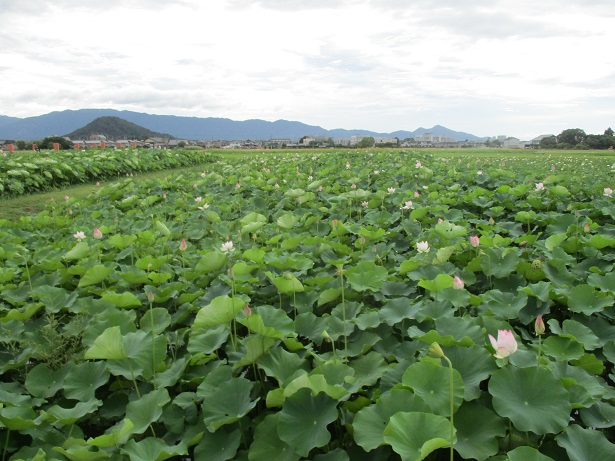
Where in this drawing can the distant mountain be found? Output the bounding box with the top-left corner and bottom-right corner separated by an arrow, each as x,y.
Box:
66,116 -> 174,140
0,108 -> 484,142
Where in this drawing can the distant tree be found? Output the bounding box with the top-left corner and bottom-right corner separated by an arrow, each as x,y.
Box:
539,136 -> 558,149
16,140 -> 26,150
557,128 -> 586,147
604,127 -> 614,137
585,134 -> 613,149
357,136 -> 375,148
39,136 -> 74,150
177,141 -> 187,148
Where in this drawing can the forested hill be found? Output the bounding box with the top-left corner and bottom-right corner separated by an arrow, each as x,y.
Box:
65,116 -> 174,140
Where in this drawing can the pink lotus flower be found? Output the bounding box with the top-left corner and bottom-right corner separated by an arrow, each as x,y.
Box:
416,241 -> 430,253
64,195 -> 69,201
361,201 -> 369,207
387,187 -> 396,194
243,304 -> 252,316
604,187 -> 613,197
401,200 -> 413,210
470,235 -> 480,248
489,330 -> 518,359
93,228 -> 103,239
179,239 -> 188,251
236,182 -> 241,189
414,191 -> 420,197
452,276 -> 464,289
535,315 -> 546,335
73,231 -> 85,240
535,182 -> 544,191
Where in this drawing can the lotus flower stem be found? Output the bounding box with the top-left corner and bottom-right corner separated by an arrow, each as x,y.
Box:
2,429 -> 9,461
443,354 -> 455,461
339,264 -> 348,361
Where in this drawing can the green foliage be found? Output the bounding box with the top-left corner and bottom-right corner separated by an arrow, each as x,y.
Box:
0,149 -> 613,459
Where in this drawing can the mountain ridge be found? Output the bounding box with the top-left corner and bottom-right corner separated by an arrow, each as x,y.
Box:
0,109 -> 484,142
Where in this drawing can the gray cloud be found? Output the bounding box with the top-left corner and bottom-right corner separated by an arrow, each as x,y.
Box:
226,0 -> 350,11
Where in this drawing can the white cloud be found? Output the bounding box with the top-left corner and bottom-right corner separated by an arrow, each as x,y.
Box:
0,0 -> 614,138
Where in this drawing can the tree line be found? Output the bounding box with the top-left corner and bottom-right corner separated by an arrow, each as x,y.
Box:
539,128 -> 614,149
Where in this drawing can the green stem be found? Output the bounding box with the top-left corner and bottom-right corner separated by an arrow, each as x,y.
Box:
340,266 -> 347,361
2,429 -> 9,461
149,298 -> 157,389
443,355 -> 454,461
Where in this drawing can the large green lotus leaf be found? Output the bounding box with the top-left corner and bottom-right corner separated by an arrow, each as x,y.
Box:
418,330 -> 474,348
579,401 -> 615,428
84,326 -> 128,360
101,291 -> 142,308
379,297 -> 415,325
202,377 -> 258,431
542,335 -> 584,361
520,281 -> 553,302
233,335 -> 276,368
46,399 -> 102,425
238,305 -> 294,339
480,248 -> 519,278
81,305 -> 137,347
140,307 -> 172,335
78,264 -> 115,288
87,419 -> 134,447
106,331 -> 167,380
489,366 -> 572,434
193,295 -> 246,329
435,220 -> 467,239
30,285 -> 78,313
479,290 -> 528,320
187,325 -> 230,354
436,316 -> 484,346
0,405 -> 37,430
454,402 -> 506,460
54,442 -> 110,461
418,274 -> 453,293
257,347 -> 309,386
345,261 -> 388,292
402,361 -> 464,416
272,274 -> 305,294
556,424 -> 615,461
566,284 -> 613,315
444,345 -> 497,400
508,446 -> 555,461
249,413 -> 300,461
64,241 -> 90,260
587,271 -> 615,293
277,388 -> 338,457
560,319 -> 601,350
383,411 -> 453,461
318,287 -> 342,306
153,357 -> 188,389
125,388 -> 171,435
353,389 -> 430,452
194,251 -> 227,274
25,363 -> 67,398
243,247 -> 266,263
194,426 -> 241,461
277,213 -> 299,229
349,351 -> 388,389
121,438 -> 188,461
63,361 -> 110,401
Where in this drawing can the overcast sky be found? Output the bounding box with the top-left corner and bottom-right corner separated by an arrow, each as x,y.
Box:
1,0 -> 614,139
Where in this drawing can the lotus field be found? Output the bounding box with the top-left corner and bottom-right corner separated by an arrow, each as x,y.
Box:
1,149 -> 615,460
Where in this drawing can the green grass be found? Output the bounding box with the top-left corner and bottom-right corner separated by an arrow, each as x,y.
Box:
0,164 -> 206,221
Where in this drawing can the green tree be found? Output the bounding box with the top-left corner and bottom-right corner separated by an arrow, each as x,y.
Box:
557,128 -> 586,147
357,136 -> 375,148
604,127 -> 614,137
539,136 -> 558,149
16,140 -> 27,150
39,136 -> 74,150
585,134 -> 613,149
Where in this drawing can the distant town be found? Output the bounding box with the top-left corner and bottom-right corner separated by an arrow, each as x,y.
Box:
1,133 -> 548,151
